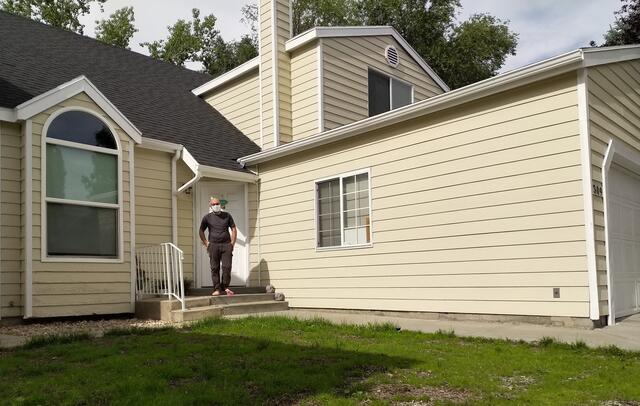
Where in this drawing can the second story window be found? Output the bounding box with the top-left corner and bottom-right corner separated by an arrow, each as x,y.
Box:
368,69 -> 413,117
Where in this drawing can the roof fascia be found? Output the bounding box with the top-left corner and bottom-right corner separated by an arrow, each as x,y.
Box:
239,49 -> 586,166
191,57 -> 260,96
285,26 -> 450,92
199,164 -> 258,183
582,44 -> 640,67
0,107 -> 17,122
15,75 -> 142,143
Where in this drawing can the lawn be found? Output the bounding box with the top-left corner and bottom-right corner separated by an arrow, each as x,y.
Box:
1,317 -> 639,405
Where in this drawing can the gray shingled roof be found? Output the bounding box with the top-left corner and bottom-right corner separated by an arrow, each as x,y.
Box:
0,11 -> 260,172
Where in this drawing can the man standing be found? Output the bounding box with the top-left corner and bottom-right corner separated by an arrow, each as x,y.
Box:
199,197 -> 237,296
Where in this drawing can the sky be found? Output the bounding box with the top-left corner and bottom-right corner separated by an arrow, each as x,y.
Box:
79,0 -> 621,73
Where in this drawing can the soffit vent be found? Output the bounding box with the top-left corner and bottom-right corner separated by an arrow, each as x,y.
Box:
385,45 -> 400,68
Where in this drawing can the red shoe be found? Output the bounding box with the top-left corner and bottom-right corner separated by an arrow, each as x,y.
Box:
225,288 -> 235,296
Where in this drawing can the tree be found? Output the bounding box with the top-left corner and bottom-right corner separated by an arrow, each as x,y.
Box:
0,0 -> 106,34
599,0 -> 640,46
95,6 -> 137,48
142,8 -> 258,76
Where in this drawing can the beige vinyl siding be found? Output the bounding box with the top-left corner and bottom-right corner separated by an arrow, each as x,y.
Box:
276,0 -> 292,144
251,73 -> 591,317
177,161 -> 195,281
290,43 -> 319,141
587,60 -> 640,316
30,92 -> 133,318
205,72 -> 261,146
259,0 -> 275,149
1,121 -> 23,317
259,0 -> 292,148
322,36 -> 445,131
134,148 -> 172,246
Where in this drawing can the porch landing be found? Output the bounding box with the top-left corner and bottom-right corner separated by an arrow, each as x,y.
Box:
135,287 -> 288,322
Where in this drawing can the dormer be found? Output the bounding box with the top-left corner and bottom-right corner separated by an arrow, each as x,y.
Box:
193,1 -> 449,149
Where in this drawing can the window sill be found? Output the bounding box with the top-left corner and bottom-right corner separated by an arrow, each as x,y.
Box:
41,256 -> 124,264
316,243 -> 373,252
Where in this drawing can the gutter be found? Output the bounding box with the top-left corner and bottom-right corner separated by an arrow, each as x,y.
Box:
238,48 -> 586,167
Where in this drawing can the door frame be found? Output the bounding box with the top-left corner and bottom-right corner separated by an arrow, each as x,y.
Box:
602,138 -> 640,325
193,180 -> 250,288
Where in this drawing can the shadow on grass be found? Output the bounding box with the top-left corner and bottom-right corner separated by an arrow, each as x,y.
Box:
0,319 -> 418,405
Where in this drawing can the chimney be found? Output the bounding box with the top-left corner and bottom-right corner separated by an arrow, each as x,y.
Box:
259,0 -> 292,149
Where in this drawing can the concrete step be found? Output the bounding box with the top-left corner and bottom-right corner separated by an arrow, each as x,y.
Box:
187,286 -> 266,296
210,293 -> 275,305
171,305 -> 222,322
171,296 -> 212,311
221,301 -> 289,317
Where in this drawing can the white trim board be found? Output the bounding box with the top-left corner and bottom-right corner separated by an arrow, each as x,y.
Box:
23,119 -> 33,318
577,68 -> 600,321
191,57 -> 260,96
239,45 -> 640,166
0,107 -> 16,122
285,26 -> 450,92
15,76 -> 142,144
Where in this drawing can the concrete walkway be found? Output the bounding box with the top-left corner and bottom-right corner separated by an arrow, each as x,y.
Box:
254,310 -> 640,351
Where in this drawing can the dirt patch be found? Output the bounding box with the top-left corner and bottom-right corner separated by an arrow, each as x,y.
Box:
0,318 -> 174,339
601,401 -> 640,406
367,383 -> 474,405
501,375 -> 536,391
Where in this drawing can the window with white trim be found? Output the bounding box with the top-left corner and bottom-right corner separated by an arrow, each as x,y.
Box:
45,110 -> 119,258
368,69 -> 413,117
316,170 -> 371,248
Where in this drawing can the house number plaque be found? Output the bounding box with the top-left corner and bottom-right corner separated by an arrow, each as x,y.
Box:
592,182 -> 603,197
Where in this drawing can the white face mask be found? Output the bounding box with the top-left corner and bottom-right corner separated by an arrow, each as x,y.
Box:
209,204 -> 222,214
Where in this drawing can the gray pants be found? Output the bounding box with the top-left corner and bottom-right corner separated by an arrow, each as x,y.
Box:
208,242 -> 232,291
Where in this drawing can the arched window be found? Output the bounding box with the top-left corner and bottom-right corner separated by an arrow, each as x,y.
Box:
44,110 -> 120,258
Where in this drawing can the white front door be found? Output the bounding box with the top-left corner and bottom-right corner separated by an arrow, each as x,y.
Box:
607,164 -> 640,320
197,182 -> 248,287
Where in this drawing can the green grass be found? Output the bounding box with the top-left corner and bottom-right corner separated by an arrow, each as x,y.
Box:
1,316 -> 639,405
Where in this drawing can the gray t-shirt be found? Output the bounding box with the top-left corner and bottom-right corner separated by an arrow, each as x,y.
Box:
200,212 -> 235,243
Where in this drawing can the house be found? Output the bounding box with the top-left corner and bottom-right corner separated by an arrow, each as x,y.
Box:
1,1 -> 640,327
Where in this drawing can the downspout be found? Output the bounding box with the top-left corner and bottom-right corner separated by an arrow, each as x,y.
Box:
171,149 -> 180,245
0,122 -> 3,321
257,165 -> 261,286
24,119 -> 33,319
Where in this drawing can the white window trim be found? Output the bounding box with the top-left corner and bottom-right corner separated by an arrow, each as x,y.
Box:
367,68 -> 415,117
314,168 -> 373,251
40,106 -> 124,263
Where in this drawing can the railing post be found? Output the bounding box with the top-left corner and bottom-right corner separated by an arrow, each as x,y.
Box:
163,244 -> 172,300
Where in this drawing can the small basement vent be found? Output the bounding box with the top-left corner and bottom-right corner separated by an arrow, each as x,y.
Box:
385,45 -> 400,67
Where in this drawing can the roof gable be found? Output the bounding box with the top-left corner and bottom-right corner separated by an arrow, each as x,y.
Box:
15,75 -> 142,143
285,26 -> 450,92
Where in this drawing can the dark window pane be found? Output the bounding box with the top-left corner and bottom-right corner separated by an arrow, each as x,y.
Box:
392,79 -> 412,109
47,203 -> 117,257
48,111 -> 117,149
368,70 -> 390,117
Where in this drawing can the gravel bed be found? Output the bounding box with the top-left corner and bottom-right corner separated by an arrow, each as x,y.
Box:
0,318 -> 177,339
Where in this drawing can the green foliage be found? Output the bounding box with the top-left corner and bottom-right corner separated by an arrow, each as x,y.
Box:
94,6 -> 137,49
141,8 -> 257,76
0,0 -> 106,34
1,316 -> 640,404
602,0 -> 640,46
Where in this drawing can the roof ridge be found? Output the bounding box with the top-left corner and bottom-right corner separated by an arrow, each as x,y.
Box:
0,10 -> 212,82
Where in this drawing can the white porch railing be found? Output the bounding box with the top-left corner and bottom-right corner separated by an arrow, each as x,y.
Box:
135,243 -> 186,311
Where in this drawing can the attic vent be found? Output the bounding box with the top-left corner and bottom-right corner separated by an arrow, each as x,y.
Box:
385,45 -> 400,67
